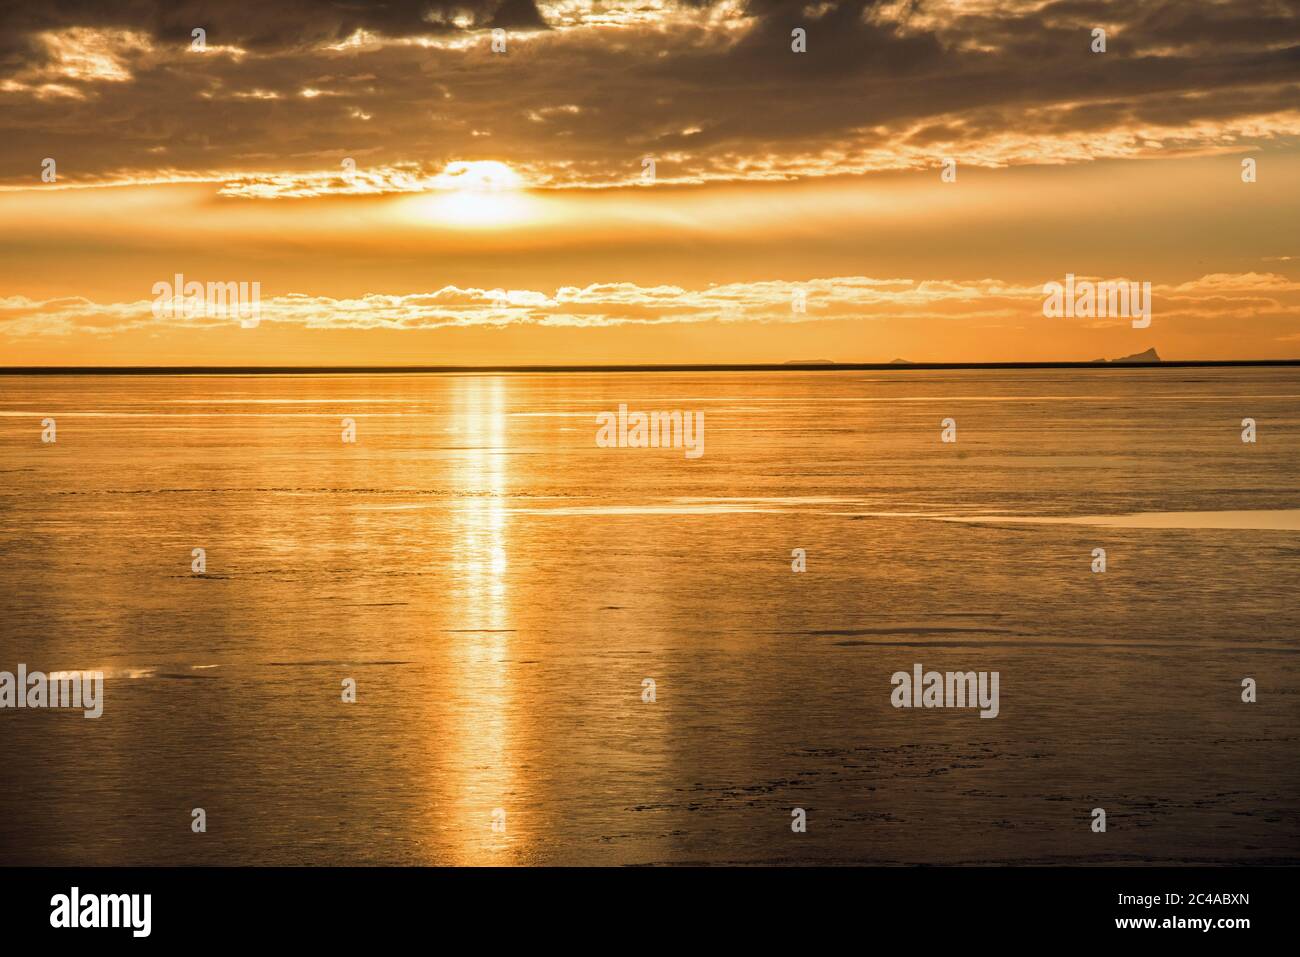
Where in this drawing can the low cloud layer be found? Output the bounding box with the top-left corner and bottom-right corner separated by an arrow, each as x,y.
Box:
4,272 -> 1296,337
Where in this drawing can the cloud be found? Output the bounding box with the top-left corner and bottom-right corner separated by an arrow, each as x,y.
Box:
0,1 -> 1296,190
4,272 -> 1296,337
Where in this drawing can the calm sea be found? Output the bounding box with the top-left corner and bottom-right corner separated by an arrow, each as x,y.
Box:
1,369 -> 1297,864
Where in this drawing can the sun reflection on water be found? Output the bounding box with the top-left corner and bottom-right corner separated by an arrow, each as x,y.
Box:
440,376 -> 521,863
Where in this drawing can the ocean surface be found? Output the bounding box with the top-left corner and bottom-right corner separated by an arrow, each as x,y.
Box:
1,369 -> 1297,865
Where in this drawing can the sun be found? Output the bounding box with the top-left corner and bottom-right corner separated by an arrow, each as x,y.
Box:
404,160 -> 535,228
431,160 -> 524,192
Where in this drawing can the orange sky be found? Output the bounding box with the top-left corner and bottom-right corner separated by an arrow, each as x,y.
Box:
1,1 -> 1298,364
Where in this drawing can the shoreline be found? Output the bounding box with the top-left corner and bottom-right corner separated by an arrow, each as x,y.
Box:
2,359 -> 1299,375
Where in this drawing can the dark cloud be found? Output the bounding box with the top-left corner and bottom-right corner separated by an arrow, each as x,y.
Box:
0,1 -> 1296,188
0,1 -> 548,50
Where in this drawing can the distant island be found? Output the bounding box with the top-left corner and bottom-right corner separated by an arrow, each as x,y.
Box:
783,351 -> 1162,367
1092,347 -> 1161,364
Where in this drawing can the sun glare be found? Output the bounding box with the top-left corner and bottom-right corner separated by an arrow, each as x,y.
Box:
403,160 -> 535,228
432,160 -> 524,191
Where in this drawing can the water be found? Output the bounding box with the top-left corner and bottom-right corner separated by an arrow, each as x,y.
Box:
0,369 -> 1297,865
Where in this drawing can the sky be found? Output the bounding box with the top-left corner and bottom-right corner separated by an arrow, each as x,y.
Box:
1,0 -> 1298,365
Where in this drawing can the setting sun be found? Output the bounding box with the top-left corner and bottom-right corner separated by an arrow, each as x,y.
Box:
404,160 -> 536,229
431,161 -> 524,192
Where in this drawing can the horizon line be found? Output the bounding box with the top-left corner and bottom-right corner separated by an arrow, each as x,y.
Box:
2,360 -> 1299,375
